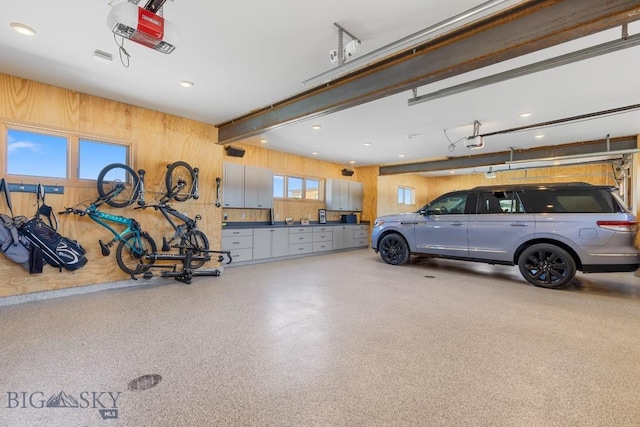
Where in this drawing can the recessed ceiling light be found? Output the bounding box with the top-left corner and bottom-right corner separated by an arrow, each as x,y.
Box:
311,124 -> 321,130
520,112 -> 532,118
312,151 -> 319,155
449,170 -> 456,174
534,134 -> 545,139
363,142 -> 372,146
179,80 -> 194,88
10,22 -> 36,36
260,139 -> 267,144
398,154 -> 405,157
349,160 -> 355,164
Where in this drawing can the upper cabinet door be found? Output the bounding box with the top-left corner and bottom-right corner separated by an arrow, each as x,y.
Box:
222,162 -> 244,207
244,166 -> 273,208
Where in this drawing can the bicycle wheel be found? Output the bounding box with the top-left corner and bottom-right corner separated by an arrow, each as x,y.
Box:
166,161 -> 195,202
97,163 -> 140,208
116,232 -> 157,275
180,229 -> 210,269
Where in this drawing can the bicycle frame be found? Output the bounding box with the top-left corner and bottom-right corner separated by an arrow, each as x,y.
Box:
84,205 -> 146,256
156,204 -> 199,247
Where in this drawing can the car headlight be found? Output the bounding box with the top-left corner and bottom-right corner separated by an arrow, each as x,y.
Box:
373,220 -> 385,228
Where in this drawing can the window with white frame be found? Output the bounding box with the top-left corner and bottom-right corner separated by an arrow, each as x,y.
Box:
398,186 -> 415,205
274,174 -> 323,200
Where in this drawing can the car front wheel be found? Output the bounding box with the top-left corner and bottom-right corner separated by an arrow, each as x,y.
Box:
518,243 -> 576,289
378,233 -> 410,265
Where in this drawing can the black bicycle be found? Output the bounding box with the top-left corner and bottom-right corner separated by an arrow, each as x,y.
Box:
97,161 -> 198,208
137,180 -> 210,269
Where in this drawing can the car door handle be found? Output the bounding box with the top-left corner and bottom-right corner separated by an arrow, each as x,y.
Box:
510,222 -> 529,226
449,222 -> 464,226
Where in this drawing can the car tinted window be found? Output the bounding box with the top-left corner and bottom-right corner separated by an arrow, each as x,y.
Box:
476,191 -> 523,214
519,188 -> 618,213
427,193 -> 469,215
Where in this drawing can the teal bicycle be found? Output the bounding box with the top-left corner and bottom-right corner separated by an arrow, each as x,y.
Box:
59,183 -> 157,276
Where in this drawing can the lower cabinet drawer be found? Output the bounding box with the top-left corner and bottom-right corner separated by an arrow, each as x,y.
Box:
354,230 -> 368,239
313,241 -> 333,252
289,243 -> 313,254
222,235 -> 253,250
289,233 -> 312,244
354,238 -> 368,247
228,248 -> 253,262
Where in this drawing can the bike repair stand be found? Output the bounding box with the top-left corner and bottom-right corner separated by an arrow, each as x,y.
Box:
133,248 -> 232,284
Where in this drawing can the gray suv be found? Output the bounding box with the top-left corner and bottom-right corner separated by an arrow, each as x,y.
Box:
371,182 -> 640,289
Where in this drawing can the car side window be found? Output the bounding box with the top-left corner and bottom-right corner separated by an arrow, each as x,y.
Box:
476,191 -> 524,214
428,194 -> 468,215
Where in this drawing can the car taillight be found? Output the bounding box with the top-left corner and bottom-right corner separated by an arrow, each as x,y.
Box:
596,220 -> 637,232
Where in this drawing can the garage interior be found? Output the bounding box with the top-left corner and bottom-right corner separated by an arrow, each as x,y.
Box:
2,1 -> 640,425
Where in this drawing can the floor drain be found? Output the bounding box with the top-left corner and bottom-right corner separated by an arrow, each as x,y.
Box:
128,374 -> 162,391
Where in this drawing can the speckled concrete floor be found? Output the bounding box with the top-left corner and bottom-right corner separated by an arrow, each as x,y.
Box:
2,249 -> 640,426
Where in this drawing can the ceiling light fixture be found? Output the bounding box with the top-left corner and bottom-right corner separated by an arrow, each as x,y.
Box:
10,22 -> 36,36
304,0 -> 515,86
179,80 -> 194,88
363,142 -> 372,146
520,112 -> 532,118
92,50 -> 113,64
311,124 -> 321,130
409,31 -> 640,106
534,134 -> 545,139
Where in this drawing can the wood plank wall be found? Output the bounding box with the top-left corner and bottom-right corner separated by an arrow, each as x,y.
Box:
0,74 -> 222,297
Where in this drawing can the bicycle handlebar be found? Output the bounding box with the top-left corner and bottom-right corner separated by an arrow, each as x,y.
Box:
59,207 -> 87,216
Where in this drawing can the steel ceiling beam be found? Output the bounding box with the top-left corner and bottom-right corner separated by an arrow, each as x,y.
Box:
378,136 -> 638,175
217,0 -> 640,144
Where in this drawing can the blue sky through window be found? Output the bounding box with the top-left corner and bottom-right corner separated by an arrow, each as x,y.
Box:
7,129 -> 67,178
6,129 -> 128,180
79,139 -> 127,180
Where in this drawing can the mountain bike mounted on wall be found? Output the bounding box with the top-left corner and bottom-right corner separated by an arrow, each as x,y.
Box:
61,161 -> 231,283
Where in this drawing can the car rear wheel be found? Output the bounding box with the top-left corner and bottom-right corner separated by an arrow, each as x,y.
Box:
378,233 -> 410,265
518,243 -> 576,289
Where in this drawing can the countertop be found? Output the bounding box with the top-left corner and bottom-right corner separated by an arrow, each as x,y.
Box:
223,221 -> 370,229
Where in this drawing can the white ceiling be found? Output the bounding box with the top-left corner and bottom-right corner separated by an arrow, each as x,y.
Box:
2,0 -> 640,171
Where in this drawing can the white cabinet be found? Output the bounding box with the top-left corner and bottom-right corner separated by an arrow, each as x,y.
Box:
312,226 -> 333,252
353,224 -> 369,247
222,162 -> 244,208
222,228 -> 253,262
349,181 -> 364,211
288,227 -> 313,255
244,166 -> 273,208
326,179 -> 363,211
222,163 -> 273,208
332,225 -> 355,250
253,228 -> 288,260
